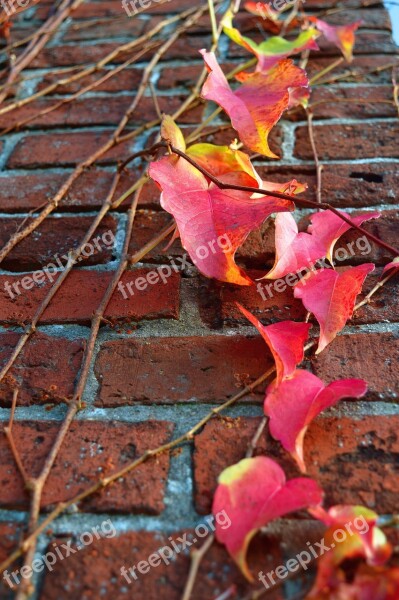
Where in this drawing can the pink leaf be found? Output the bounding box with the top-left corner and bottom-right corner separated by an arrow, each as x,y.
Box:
213,456 -> 323,580
262,212 -> 326,280
262,210 -> 379,280
265,370 -> 368,471
308,210 -> 380,263
307,505 -> 392,597
237,304 -> 311,383
200,50 -> 310,157
294,264 -> 375,353
312,18 -> 362,62
149,119 -> 296,285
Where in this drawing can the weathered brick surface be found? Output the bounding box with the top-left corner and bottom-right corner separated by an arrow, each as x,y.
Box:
0,216 -> 116,271
8,131 -> 138,168
94,335 -> 271,406
294,122 -> 399,160
0,0 -> 398,597
0,421 -> 174,513
0,522 -> 22,599
40,529 -> 283,600
311,332 -> 399,400
0,332 -> 85,407
194,415 -> 399,514
0,269 -> 180,324
0,170 -> 137,212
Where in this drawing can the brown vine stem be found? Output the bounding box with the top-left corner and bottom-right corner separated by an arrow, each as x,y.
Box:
306,108 -> 323,205
0,5 -> 202,115
181,534 -> 215,600
0,5 -> 208,266
393,67 -> 399,117
3,389 -> 28,483
0,0 -> 84,104
165,143 -> 399,257
309,57 -> 344,85
2,264 -> 397,576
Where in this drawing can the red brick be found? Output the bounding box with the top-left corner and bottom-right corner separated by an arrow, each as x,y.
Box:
37,68 -> 143,95
0,95 -> 202,130
194,415 -> 399,514
306,54 -> 399,84
294,122 -> 399,160
64,16 -> 146,41
157,62 -> 236,90
0,421 -> 174,513
0,332 -> 85,407
337,209 -> 399,265
0,216 -> 116,271
318,8 -> 392,30
0,169 -> 138,213
289,85 -> 397,120
256,163 -> 399,209
0,269 -> 180,325
311,332 -> 399,400
354,269 -> 399,324
40,529 -> 283,600
28,35 -> 210,68
0,521 -> 22,599
94,335 -> 272,407
7,131 -> 139,168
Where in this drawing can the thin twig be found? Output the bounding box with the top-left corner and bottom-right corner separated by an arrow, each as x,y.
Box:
3,389 -> 28,483
181,534 -> 215,600
306,108 -> 323,205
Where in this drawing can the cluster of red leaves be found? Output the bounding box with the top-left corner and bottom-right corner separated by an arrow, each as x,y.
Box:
149,7 -> 398,598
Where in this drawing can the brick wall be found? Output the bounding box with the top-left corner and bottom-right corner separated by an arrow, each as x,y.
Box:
0,1 -> 398,599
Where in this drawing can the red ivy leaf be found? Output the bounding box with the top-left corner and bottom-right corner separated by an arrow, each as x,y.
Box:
262,212 -> 326,280
265,370 -> 368,472
294,264 -> 375,353
262,210 -> 379,280
308,210 -> 380,264
200,50 -> 310,157
307,506 -> 392,597
213,456 -> 323,580
237,304 -> 311,383
149,119 -> 297,285
311,17 -> 362,62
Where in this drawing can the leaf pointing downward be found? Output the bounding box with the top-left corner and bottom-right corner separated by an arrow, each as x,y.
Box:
200,50 -> 310,157
237,304 -> 311,383
294,264 -> 375,353
213,456 -> 323,580
311,17 -> 362,62
308,209 -> 380,264
264,370 -> 368,472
